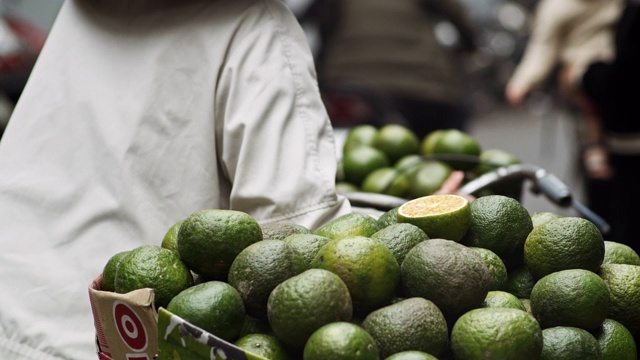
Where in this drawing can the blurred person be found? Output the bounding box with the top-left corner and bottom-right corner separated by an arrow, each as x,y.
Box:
567,0 -> 640,251
302,0 -> 477,138
505,0 -> 624,107
0,0 -> 351,359
505,0 -> 624,184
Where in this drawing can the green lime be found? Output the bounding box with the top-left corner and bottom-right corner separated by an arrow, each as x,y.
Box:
371,223 -> 429,265
540,326 -> 601,360
474,148 -> 521,176
384,351 -> 439,360
267,269 -> 353,350
524,217 -> 604,279
235,333 -> 292,360
475,149 -> 522,198
283,233 -> 332,273
342,145 -> 390,187
420,130 -> 446,156
227,240 -> 301,319
401,239 -> 490,320
394,154 -> 424,176
462,195 -> 533,269
469,247 -> 508,291
377,207 -> 399,229
603,241 -> 640,266
530,269 -> 610,330
114,245 -> 193,309
361,167 -> 411,198
101,250 -> 131,292
303,322 -> 379,360
483,290 -> 526,311
343,125 -> 378,154
598,264 -> 640,337
373,124 -> 420,163
167,281 -> 245,342
505,265 -> 536,299
592,318 -> 638,360
177,209 -> 263,280
312,236 -> 400,315
450,307 -> 543,360
406,160 -> 454,199
423,129 -> 481,170
161,219 -> 185,254
397,194 -> 471,242
314,212 -> 380,240
362,297 -> 448,359
260,221 -> 310,241
530,212 -> 563,229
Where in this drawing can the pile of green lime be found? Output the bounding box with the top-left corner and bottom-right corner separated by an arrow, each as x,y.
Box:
337,124 -> 524,202
98,194 -> 640,359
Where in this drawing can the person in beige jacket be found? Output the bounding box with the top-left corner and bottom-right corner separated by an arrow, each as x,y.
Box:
506,0 -> 624,105
506,0 -> 624,180
0,0 -> 350,359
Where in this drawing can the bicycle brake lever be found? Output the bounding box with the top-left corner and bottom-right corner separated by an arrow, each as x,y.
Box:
532,168 -> 572,207
458,164 -> 536,196
458,164 -> 572,207
571,199 -> 611,235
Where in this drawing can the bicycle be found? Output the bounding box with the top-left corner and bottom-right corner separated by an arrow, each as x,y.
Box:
345,156 -> 610,236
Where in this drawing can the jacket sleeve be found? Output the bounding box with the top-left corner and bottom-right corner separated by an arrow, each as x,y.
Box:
213,2 -> 350,229
507,0 -> 565,92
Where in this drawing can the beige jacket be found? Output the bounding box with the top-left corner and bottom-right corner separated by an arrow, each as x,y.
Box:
0,0 -> 349,359
508,0 -> 624,92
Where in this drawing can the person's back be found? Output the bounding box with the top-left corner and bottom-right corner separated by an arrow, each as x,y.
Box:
0,0 -> 349,358
315,0 -> 474,137
320,0 -> 463,106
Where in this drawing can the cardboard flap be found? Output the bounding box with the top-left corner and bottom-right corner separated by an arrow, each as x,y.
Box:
89,275 -> 159,360
157,308 -> 267,360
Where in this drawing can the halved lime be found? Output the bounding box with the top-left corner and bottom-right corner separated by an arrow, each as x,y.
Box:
397,194 -> 470,241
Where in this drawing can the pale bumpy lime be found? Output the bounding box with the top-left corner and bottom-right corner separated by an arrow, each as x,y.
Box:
303,322 -> 379,360
483,291 -> 526,311
592,318 -> 638,360
451,308 -> 543,360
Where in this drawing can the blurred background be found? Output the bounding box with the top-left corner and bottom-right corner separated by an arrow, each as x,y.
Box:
0,0 -> 63,136
0,0 -> 584,214
286,0 -> 583,214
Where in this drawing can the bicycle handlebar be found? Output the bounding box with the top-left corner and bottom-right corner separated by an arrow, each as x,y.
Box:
345,163 -> 611,235
458,164 -> 610,234
458,164 -> 572,207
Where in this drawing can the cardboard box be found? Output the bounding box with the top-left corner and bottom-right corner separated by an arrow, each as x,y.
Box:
89,275 -> 158,360
157,308 -> 267,360
89,276 -> 268,360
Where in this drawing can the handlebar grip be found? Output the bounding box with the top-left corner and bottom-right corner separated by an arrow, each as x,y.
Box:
535,171 -> 572,207
572,200 -> 611,235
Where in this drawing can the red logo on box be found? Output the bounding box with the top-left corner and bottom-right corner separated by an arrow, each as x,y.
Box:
113,300 -> 149,353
